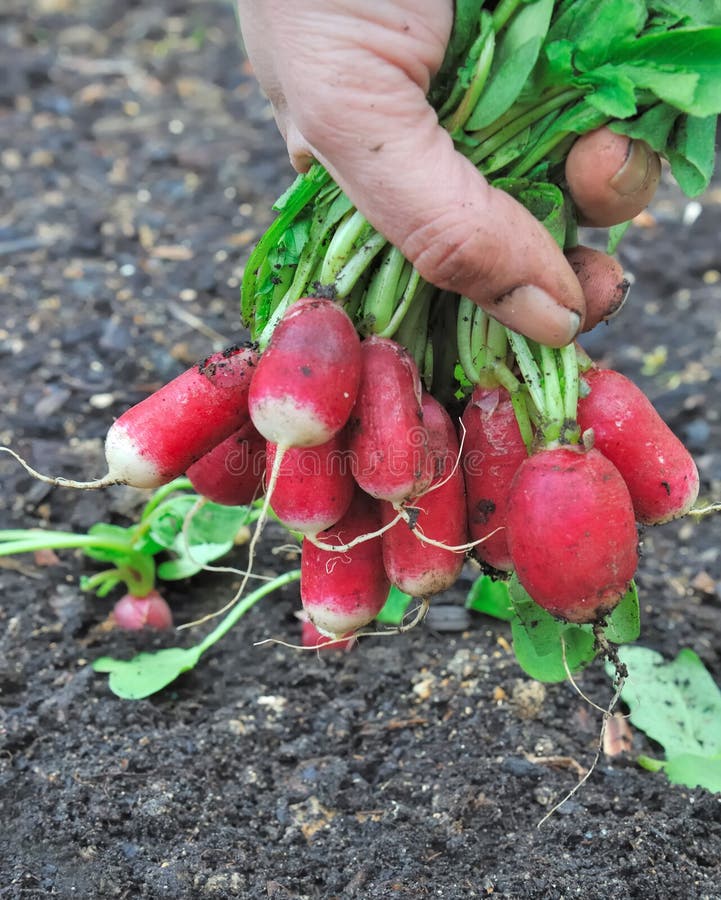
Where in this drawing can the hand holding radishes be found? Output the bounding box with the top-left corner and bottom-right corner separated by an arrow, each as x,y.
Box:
236,0 -> 663,345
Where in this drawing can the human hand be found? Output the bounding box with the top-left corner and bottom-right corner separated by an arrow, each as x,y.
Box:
236,0 -> 661,346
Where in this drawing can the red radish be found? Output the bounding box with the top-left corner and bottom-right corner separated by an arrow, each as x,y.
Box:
186,420 -> 266,506
506,446 -> 638,624
249,298 -> 362,448
380,394 -> 467,596
301,490 -> 390,637
461,385 -> 529,571
301,618 -> 356,652
347,336 -> 429,504
112,590 -> 173,631
577,368 -> 699,524
2,343 -> 259,490
105,343 -> 259,488
265,433 -> 354,535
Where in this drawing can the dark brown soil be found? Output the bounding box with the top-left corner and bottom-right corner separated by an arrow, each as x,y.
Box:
1,2 -> 721,898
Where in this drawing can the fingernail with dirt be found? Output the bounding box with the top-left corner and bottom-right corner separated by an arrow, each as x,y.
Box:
610,140 -> 657,196
495,285 -> 582,346
604,279 -> 631,321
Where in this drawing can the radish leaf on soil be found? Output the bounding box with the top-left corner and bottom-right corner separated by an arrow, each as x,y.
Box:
608,646 -> 721,792
468,573 -> 640,682
93,569 -> 301,700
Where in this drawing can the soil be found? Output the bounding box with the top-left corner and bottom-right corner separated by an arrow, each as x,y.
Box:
1,2 -> 721,898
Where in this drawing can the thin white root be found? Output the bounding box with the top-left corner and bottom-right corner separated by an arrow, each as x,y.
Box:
536,635 -> 627,828
255,597 -> 431,651
305,509 -> 406,553
688,501 -> 721,518
416,419 -> 468,499
0,446 -> 117,490
409,522 -> 504,554
253,635 -> 355,652
177,446 -> 285,630
175,496 -> 274,586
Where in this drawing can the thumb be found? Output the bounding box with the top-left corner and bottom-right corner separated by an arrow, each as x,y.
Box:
282,56 -> 585,346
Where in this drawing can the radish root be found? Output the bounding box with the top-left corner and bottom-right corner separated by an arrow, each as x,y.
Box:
177,446 -> 286,630
0,446 -> 118,490
537,629 -> 627,827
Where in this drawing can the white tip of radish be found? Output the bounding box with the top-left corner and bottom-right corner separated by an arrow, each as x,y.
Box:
104,423 -> 164,489
250,397 -> 333,448
306,605 -> 374,640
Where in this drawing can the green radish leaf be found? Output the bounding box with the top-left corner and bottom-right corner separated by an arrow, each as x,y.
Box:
493,179 -> 568,246
146,496 -> 199,549
607,220 -> 632,254
131,533 -> 165,558
609,27 -> 721,117
466,0 -> 554,129
185,502 -> 255,545
581,67 -> 638,118
667,114 -> 718,196
662,754 -> 721,792
547,0 -> 620,43
619,65 -> 700,115
611,646 -> 721,759
466,574 -> 514,621
83,523 -> 132,562
573,0 -> 647,70
602,581 -> 640,644
540,39 -> 575,83
508,576 -> 597,683
375,585 -> 414,625
157,541 -> 234,580
609,646 -> 721,792
609,103 -> 680,154
92,647 -> 203,700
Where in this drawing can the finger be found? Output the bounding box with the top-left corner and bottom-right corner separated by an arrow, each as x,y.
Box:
565,246 -> 630,331
280,71 -> 584,346
565,128 -> 661,228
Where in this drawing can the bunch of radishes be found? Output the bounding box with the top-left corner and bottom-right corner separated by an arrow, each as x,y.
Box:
50,292 -> 697,641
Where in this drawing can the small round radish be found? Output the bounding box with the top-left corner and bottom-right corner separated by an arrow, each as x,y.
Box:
506,446 -> 638,624
301,489 -> 390,638
186,420 -> 266,506
461,386 -> 529,572
577,367 -> 700,524
347,336 -> 429,503
112,590 -> 173,631
105,343 -> 259,488
266,432 -> 354,535
249,298 -> 362,448
381,394 -> 467,596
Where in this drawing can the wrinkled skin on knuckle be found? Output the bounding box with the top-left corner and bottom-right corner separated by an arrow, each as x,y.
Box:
402,210 -> 490,295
